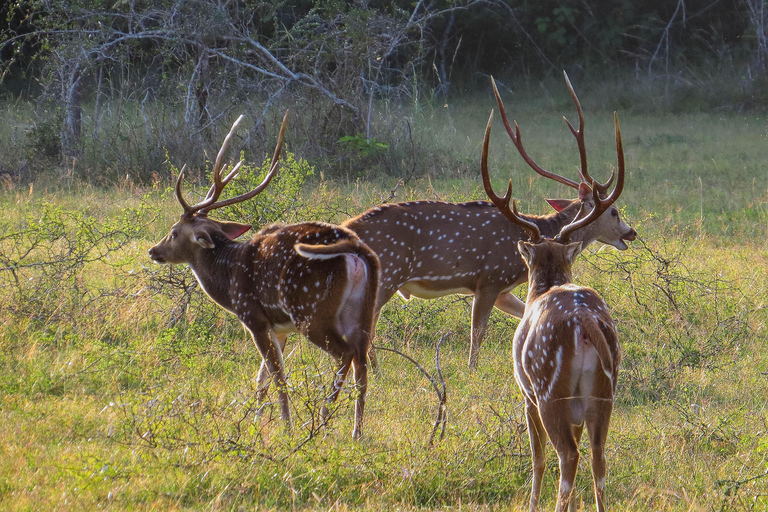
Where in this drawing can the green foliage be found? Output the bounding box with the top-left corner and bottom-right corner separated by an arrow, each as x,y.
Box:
335,134 -> 390,178
338,134 -> 389,158
0,189 -> 161,332
216,149 -> 316,226
24,110 -> 61,160
535,6 -> 578,46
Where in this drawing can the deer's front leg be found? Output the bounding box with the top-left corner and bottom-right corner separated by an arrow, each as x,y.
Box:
321,352 -> 353,425
247,324 -> 292,431
255,332 -> 288,406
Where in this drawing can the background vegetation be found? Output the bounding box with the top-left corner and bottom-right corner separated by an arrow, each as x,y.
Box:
3,0 -> 768,183
1,1 -> 768,510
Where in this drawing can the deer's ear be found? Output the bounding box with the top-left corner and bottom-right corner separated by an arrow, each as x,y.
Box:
564,241 -> 583,264
220,221 -> 252,240
517,240 -> 534,266
577,182 -> 593,203
545,199 -> 572,212
193,230 -> 215,249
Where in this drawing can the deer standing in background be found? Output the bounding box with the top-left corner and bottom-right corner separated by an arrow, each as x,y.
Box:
482,109 -> 622,511
341,72 -> 635,369
148,113 -> 380,440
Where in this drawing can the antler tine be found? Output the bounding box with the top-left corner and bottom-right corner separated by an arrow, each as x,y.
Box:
562,71 -> 613,195
557,112 -> 625,242
174,164 -> 193,216
561,71 -> 589,186
196,115 -> 246,213
199,110 -> 289,213
481,110 -> 541,242
491,76 -> 580,190
176,115 -> 246,217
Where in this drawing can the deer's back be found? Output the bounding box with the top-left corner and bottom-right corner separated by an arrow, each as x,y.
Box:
513,285 -> 619,414
343,201 -> 530,294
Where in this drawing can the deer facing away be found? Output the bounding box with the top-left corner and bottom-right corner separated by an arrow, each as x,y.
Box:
482,106 -> 622,511
341,72 -> 635,369
148,113 -> 380,440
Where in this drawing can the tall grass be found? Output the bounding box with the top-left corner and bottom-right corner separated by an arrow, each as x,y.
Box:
1,93 -> 767,510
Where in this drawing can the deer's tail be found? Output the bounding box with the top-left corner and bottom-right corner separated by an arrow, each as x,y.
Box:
295,238 -> 380,341
295,239 -> 360,259
294,239 -> 380,296
581,317 -> 615,385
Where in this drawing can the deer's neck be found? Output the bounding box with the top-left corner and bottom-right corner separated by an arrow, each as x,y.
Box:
526,267 -> 573,304
187,240 -> 243,312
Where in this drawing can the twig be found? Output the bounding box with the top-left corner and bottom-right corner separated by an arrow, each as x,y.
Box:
373,331 -> 450,446
383,179 -> 404,204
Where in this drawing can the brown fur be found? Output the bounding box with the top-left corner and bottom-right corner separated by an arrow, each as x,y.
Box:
150,212 -> 380,440
514,240 -> 619,511
342,197 -> 634,369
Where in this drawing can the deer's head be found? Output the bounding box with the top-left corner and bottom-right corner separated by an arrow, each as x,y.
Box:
516,239 -> 582,292
481,94 -> 628,285
149,215 -> 251,264
546,185 -> 635,250
490,73 -> 636,250
149,112 -> 287,265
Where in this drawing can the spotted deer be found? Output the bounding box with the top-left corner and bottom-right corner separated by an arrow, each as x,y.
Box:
341,72 -> 635,369
148,113 -> 379,440
482,108 -> 621,511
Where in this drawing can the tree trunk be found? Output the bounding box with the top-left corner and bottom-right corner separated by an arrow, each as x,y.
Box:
196,45 -> 210,127
60,61 -> 83,163
435,12 -> 456,97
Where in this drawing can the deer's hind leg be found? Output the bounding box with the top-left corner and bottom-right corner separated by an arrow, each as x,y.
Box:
305,327 -> 367,440
368,279 -> 401,370
525,399 -> 548,512
312,254 -> 372,439
586,399 -> 613,512
539,403 -> 579,512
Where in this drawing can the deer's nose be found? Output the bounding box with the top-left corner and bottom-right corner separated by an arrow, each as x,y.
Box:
148,246 -> 164,262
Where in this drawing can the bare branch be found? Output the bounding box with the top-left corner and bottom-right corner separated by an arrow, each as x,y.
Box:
373,331 -> 450,447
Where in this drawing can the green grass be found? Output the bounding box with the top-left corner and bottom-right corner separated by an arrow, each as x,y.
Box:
1,96 -> 768,511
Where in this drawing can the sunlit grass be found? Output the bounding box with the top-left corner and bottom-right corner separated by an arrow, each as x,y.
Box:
1,98 -> 768,510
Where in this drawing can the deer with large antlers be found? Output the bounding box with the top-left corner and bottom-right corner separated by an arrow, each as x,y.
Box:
340,72 -> 635,369
482,108 -> 621,511
148,113 -> 380,440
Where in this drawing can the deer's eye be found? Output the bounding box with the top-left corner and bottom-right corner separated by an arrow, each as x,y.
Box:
611,209 -> 618,218
170,231 -> 178,239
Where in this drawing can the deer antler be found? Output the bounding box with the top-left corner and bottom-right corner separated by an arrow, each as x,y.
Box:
491,76 -> 580,190
481,110 -> 541,242
175,111 -> 289,218
557,112 -> 625,243
561,71 -> 614,195
491,73 -> 616,195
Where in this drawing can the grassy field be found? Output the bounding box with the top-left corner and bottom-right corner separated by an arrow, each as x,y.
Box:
1,96 -> 767,511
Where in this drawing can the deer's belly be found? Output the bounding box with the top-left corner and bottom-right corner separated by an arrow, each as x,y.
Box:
398,279 -> 474,299
271,321 -> 298,335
